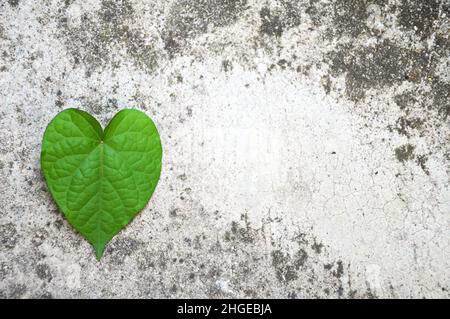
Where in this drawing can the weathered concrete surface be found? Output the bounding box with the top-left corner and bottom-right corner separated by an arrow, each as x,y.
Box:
0,0 -> 449,298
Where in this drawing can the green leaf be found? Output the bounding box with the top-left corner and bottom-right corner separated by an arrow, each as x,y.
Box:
41,108 -> 162,260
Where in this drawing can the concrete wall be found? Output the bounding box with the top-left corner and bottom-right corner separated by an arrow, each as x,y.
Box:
0,0 -> 449,298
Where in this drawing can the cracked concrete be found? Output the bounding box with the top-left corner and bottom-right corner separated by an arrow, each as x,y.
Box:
0,0 -> 449,298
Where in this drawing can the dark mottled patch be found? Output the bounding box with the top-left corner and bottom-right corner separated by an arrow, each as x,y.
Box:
311,240 -> 324,254
169,208 -> 179,217
304,0 -> 329,26
169,284 -> 178,294
227,218 -> 255,243
331,0 -> 370,38
277,59 -> 291,70
395,144 -> 416,162
259,1 -> 302,37
365,287 -> 378,299
277,265 -> 298,283
324,260 -> 345,278
328,40 -> 429,101
398,0 -> 443,39
271,250 -> 298,283
392,116 -> 424,137
137,250 -> 155,271
193,235 -> 203,250
287,291 -> 297,299
31,228 -> 48,247
163,0 -> 247,57
334,260 -> 344,278
432,80 -> 450,119
35,264 -> 53,282
279,0 -> 302,28
223,230 -> 231,241
55,98 -> 64,108
60,0 -> 158,73
394,92 -> 417,110
294,248 -> 308,268
100,0 -> 133,23
327,0 -> 444,40
243,289 -> 257,298
416,154 -> 430,175
0,223 -> 18,249
106,98 -> 118,110
0,262 -> 12,280
5,283 -> 27,298
259,7 -> 284,37
105,237 -> 143,264
7,0 -> 19,7
53,218 -> 63,230
186,106 -> 192,117
222,60 -> 233,72
64,0 -> 75,7
259,7 -> 285,37
322,75 -> 332,94
271,250 -> 286,267
323,1 -> 449,127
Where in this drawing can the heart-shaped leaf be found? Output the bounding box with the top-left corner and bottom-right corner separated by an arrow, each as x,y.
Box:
41,108 -> 162,259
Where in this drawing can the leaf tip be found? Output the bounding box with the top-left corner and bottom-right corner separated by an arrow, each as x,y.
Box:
94,244 -> 106,261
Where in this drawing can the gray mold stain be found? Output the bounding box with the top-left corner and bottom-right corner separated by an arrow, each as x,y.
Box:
271,250 -> 299,283
395,144 -> 416,163
259,1 -> 302,38
331,0 -> 370,38
391,116 -> 424,137
398,0 -> 447,39
35,263 -> 53,283
60,0 -> 158,74
394,92 -> 417,110
31,228 -> 49,247
1,283 -> 27,298
105,236 -> 143,265
328,40 -> 429,101
7,0 -> 19,7
259,7 -> 285,37
0,262 -> 13,281
311,240 -> 324,254
416,154 -> 430,175
270,247 -> 310,284
163,0 -> 248,57
321,0 -> 449,126
225,215 -> 256,244
432,80 -> 450,119
0,223 -> 18,250
323,260 -> 344,279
